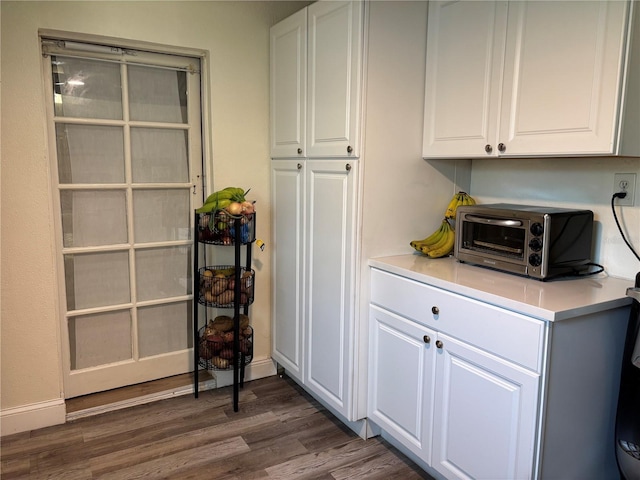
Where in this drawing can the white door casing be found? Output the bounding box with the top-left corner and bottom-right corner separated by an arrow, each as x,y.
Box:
42,37 -> 204,398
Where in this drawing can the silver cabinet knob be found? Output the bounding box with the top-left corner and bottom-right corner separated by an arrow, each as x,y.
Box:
498,143 -> 506,152
297,148 -> 303,155
432,306 -> 439,315
347,145 -> 353,154
436,340 -> 443,349
485,144 -> 493,153
423,335 -> 431,344
346,163 -> 351,171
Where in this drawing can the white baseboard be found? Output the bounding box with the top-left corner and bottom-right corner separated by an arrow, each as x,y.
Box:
2,358 -> 278,434
207,356 -> 277,388
1,398 -> 66,437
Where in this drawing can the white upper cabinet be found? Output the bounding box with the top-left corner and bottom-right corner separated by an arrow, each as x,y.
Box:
270,9 -> 306,158
423,0 -> 640,158
270,1 -> 363,159
307,1 -> 363,158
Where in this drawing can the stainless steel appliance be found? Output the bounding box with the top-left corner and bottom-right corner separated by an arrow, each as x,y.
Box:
454,203 -> 594,280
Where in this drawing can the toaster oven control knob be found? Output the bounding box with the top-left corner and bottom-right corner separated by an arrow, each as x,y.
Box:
529,237 -> 543,252
529,253 -> 542,267
530,222 -> 544,237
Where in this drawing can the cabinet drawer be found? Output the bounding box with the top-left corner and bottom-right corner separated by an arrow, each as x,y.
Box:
370,268 -> 545,372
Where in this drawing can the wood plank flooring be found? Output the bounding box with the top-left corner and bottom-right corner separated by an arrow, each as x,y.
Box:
1,374 -> 434,479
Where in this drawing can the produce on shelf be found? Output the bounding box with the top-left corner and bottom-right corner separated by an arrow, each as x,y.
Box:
200,267 -> 254,306
199,314 -> 253,369
410,191 -> 477,258
196,186 -> 255,215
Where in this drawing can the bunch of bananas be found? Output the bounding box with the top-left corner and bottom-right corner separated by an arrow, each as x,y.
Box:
410,191 -> 477,258
410,218 -> 456,258
196,187 -> 250,214
444,191 -> 476,219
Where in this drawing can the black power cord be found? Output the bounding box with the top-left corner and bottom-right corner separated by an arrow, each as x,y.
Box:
612,192 -> 640,262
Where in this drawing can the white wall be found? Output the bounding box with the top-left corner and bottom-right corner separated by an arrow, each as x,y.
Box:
470,157 -> 640,280
0,0 -> 305,434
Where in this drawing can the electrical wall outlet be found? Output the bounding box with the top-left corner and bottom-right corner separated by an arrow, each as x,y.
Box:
613,173 -> 636,206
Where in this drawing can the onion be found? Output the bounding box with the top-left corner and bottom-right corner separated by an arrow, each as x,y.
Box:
241,201 -> 254,214
226,202 -> 243,215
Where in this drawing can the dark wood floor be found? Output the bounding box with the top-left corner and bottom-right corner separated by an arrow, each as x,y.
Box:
1,374 -> 433,479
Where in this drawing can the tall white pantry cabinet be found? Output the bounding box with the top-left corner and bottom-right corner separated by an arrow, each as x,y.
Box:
270,1 -> 453,431
270,0 -> 364,425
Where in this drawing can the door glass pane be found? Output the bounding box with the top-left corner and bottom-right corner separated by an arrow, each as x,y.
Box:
51,56 -> 123,120
138,302 -> 192,358
135,246 -> 191,301
64,251 -> 131,310
128,66 -> 187,123
133,189 -> 190,243
56,124 -> 125,184
131,128 -> 189,183
61,190 -> 127,247
69,310 -> 132,369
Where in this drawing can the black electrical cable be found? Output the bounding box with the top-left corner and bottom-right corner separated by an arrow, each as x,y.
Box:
611,192 -> 640,262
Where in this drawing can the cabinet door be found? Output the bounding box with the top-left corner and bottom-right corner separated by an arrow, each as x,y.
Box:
499,1 -> 629,156
270,8 -> 306,158
432,333 -> 539,480
271,160 -> 305,382
368,305 -> 436,463
307,1 -> 363,158
305,159 -> 357,418
422,1 -> 508,158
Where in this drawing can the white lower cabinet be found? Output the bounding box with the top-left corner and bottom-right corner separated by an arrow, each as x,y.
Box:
369,268 -> 542,479
368,305 -> 436,461
368,265 -> 630,479
432,334 -> 539,480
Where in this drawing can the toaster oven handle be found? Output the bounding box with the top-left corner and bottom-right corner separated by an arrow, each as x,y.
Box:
464,215 -> 523,227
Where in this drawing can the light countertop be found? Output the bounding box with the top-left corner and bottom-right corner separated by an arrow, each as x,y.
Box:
369,254 -> 635,321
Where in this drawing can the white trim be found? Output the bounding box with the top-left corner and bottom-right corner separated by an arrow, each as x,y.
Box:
208,357 -> 277,389
1,399 -> 66,436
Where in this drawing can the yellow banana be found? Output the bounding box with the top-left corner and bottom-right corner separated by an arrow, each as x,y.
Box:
464,193 -> 476,206
410,222 -> 447,249
411,219 -> 450,251
427,227 -> 456,258
444,193 -> 462,219
444,192 -> 466,219
420,221 -> 453,254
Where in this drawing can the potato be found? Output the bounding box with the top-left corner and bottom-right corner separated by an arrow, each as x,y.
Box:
199,340 -> 213,360
219,348 -> 234,360
212,315 -> 234,332
211,279 -> 227,295
212,356 -> 229,369
216,290 -> 234,305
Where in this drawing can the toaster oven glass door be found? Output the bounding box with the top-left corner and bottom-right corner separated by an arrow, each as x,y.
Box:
462,222 -> 526,260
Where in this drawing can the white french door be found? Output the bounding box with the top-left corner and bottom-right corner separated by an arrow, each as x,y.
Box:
41,37 -> 204,398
